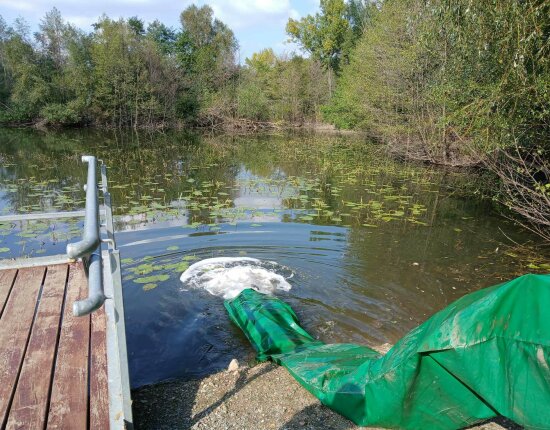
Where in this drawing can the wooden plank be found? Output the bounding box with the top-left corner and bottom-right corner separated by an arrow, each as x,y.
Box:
0,266 -> 46,428
0,269 -> 18,319
90,305 -> 109,429
47,262 -> 90,430
6,265 -> 69,430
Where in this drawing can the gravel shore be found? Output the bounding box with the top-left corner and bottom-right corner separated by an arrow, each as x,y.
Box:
133,360 -> 521,430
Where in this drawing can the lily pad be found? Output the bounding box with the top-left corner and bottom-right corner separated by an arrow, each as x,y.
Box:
134,274 -> 170,284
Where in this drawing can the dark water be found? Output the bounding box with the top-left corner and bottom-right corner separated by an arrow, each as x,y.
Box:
0,128 -> 546,388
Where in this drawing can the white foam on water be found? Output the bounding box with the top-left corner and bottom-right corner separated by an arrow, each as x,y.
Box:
180,257 -> 292,299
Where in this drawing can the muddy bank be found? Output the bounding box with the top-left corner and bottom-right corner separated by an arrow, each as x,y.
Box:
132,361 -> 521,430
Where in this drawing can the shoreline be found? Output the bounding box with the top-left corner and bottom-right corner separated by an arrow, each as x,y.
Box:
132,361 -> 522,430
0,119 -> 353,134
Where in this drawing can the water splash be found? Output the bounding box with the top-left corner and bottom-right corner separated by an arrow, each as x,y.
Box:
180,257 -> 292,299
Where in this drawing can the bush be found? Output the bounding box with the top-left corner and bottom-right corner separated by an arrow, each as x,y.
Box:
236,81 -> 270,121
0,103 -> 36,124
39,102 -> 82,126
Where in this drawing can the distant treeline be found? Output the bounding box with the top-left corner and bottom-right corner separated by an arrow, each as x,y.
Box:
0,5 -> 341,129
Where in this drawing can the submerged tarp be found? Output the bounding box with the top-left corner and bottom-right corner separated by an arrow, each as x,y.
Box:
224,274 -> 550,429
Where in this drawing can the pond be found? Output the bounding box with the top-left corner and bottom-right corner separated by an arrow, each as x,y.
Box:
0,127 -> 546,388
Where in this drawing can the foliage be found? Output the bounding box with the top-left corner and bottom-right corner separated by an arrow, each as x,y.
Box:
239,51 -> 330,124
177,5 -> 238,91
39,101 -> 81,126
327,0 -> 549,156
324,1 -> 419,135
0,5 -> 333,128
325,0 -> 549,239
236,78 -> 270,121
286,0 -> 349,74
286,0 -> 377,75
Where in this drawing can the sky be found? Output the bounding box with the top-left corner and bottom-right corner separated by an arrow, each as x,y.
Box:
0,0 -> 319,60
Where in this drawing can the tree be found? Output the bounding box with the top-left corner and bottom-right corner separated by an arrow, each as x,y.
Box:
238,49 -> 330,124
35,8 -> 67,70
175,4 -> 239,120
286,0 -> 378,94
90,17 -> 175,128
286,0 -> 348,94
0,16 -> 49,122
177,4 -> 238,79
346,0 -> 379,40
127,16 -> 145,36
146,20 -> 177,55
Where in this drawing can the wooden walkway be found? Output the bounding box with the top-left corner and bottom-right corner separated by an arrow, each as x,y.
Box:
0,262 -> 109,430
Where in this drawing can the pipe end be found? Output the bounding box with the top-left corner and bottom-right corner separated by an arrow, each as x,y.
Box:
73,295 -> 106,317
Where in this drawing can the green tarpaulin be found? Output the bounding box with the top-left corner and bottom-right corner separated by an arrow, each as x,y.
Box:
224,274 -> 550,429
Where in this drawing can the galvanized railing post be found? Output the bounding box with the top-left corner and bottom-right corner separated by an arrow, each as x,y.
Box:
67,156 -> 101,259
68,155 -> 106,317
100,162 -> 116,249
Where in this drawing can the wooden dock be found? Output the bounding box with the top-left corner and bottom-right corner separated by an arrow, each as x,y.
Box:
0,156 -> 133,429
0,262 -> 109,429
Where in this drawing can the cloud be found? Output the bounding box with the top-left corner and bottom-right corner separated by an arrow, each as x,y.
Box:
289,8 -> 300,20
0,0 -> 35,11
193,0 -> 291,16
64,15 -> 97,28
190,0 -> 296,29
231,0 -> 290,15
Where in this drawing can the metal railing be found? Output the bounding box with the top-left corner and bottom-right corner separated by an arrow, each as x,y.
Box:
67,156 -> 101,259
69,155 -> 106,317
0,154 -> 133,428
68,156 -> 134,427
0,155 -> 108,316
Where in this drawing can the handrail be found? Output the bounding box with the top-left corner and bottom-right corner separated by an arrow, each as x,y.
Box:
0,210 -> 87,223
67,156 -> 101,259
67,155 -> 106,317
0,209 -> 106,223
73,252 -> 105,316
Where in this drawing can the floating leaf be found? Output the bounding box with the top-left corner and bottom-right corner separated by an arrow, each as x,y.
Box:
134,274 -> 170,284
132,264 -> 154,275
162,261 -> 189,272
142,283 -> 158,291
167,246 -> 179,251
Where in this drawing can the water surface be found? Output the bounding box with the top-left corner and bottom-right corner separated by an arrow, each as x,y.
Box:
0,128 -> 546,387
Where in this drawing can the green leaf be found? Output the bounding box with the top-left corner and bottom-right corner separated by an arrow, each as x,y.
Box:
134,274 -> 170,284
